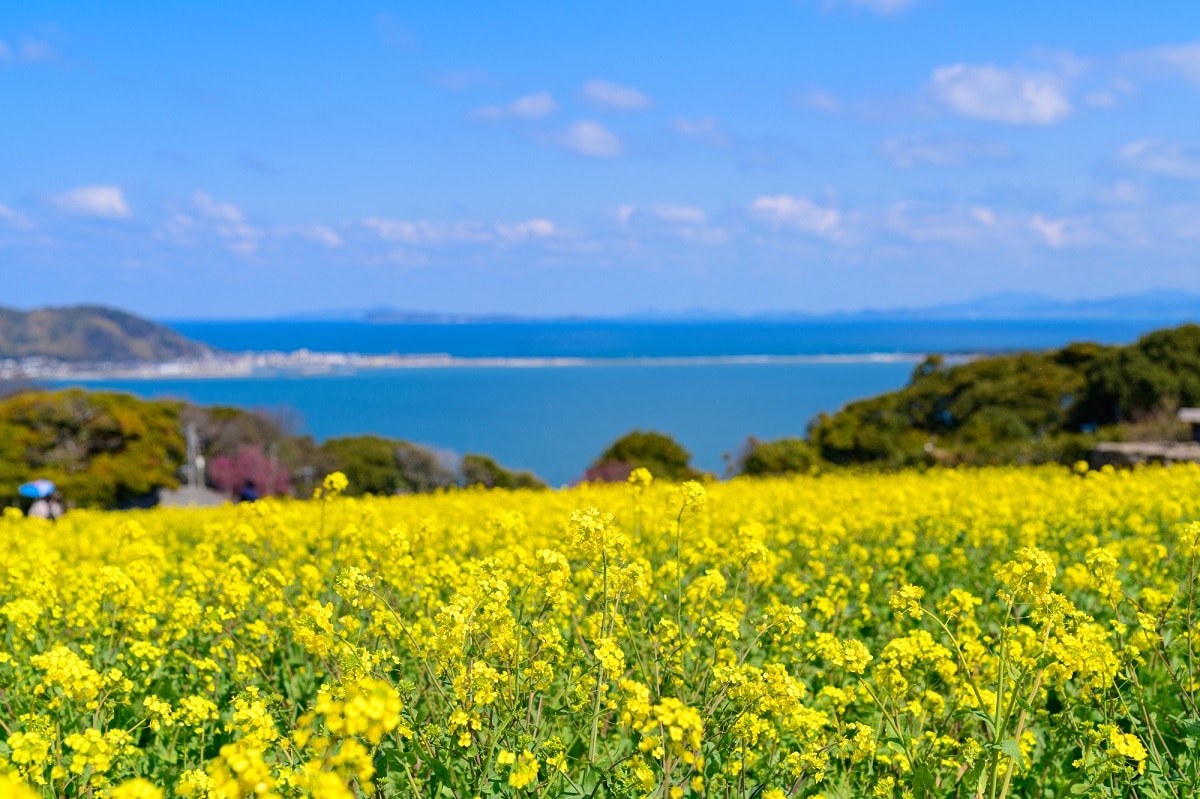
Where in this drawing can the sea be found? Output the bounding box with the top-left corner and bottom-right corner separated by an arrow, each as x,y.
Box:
47,318 -> 1168,486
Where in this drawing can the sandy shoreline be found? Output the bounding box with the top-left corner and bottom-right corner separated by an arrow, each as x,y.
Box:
3,349 -> 958,381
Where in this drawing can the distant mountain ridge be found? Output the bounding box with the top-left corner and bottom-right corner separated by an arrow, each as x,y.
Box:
829,290 -> 1200,321
0,306 -> 215,362
275,290 -> 1200,324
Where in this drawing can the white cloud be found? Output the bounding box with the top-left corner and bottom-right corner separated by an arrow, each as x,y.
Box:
1027,213 -> 1097,249
1029,214 -> 1066,248
671,117 -> 727,146
881,136 -> 1010,169
930,63 -> 1071,125
651,205 -> 706,224
301,224 -> 344,248
1134,41 -> 1200,87
796,89 -> 843,114
749,195 -> 841,237
887,202 -> 999,244
556,121 -> 623,158
496,218 -> 556,243
192,192 -> 261,253
437,69 -> 490,91
508,91 -> 557,119
19,40 -> 53,61
364,216 -> 557,246
475,90 -> 557,121
1096,180 -> 1148,205
1118,139 -> 1200,179
363,218 -> 484,245
0,204 -> 33,229
53,185 -> 131,219
581,79 -> 652,110
194,192 -> 244,223
822,0 -> 919,13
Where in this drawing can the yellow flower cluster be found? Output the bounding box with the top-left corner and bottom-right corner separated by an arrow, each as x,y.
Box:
0,464 -> 1197,798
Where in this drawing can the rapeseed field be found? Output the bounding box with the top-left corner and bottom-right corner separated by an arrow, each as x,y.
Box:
2,465 -> 1199,798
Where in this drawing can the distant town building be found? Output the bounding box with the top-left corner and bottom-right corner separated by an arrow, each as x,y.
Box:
1090,408 -> 1200,467
1181,407 -> 1200,443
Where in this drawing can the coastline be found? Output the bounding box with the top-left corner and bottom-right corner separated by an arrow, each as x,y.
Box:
6,349 -> 955,382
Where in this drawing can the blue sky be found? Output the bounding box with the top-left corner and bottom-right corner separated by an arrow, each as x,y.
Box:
2,1 -> 1199,318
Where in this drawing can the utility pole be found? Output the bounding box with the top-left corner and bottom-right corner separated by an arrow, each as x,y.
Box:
186,423 -> 200,488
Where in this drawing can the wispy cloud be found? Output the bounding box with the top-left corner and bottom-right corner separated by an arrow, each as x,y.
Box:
671,117 -> 728,146
19,39 -> 54,61
795,88 -> 843,114
474,90 -> 557,121
651,205 -> 706,224
1028,213 -> 1070,248
580,79 -> 652,110
436,69 -> 491,91
1130,41 -> 1200,88
0,35 -> 57,64
1096,180 -> 1147,205
930,63 -> 1072,125
363,216 -> 558,246
363,218 -> 487,245
1118,139 -> 1200,179
0,204 -> 34,230
887,202 -> 999,244
749,195 -> 841,237
555,121 -> 623,158
881,136 -> 1010,169
190,192 -> 260,253
1026,213 -> 1105,249
295,224 -> 343,248
496,218 -> 557,243
53,186 -> 131,219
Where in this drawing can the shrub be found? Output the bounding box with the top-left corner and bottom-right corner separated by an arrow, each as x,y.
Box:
587,430 -> 704,482
460,454 -> 546,489
736,436 -> 820,476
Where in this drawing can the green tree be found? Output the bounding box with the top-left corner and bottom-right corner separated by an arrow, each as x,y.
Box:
587,430 -> 704,482
736,437 -> 820,477
320,436 -> 457,495
320,436 -> 408,496
0,389 -> 184,508
460,454 -> 546,490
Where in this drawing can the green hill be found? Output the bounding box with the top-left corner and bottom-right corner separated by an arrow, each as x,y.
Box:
0,305 -> 214,362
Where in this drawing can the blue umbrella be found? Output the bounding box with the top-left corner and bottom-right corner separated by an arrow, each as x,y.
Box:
18,479 -> 56,499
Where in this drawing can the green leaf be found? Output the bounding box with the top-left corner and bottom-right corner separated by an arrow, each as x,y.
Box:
955,707 -> 997,733
1070,783 -> 1092,794
913,764 -> 937,799
1173,716 -> 1200,738
424,756 -> 454,792
1000,739 -> 1024,769
961,756 -> 987,793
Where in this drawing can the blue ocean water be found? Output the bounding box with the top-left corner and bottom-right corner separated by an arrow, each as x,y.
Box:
169,318 -> 1161,359
53,319 -> 1166,486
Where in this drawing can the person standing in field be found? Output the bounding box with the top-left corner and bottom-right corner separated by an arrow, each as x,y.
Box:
238,479 -> 260,503
27,492 -> 64,520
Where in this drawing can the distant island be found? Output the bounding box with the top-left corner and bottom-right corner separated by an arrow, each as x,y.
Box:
271,289 -> 1200,324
